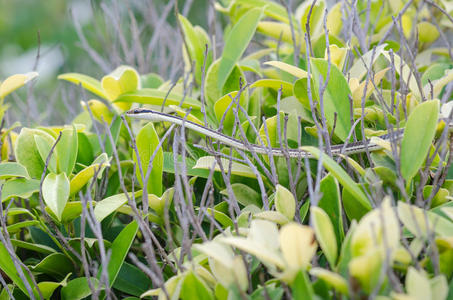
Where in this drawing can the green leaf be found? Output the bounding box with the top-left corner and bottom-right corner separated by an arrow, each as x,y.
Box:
58,73 -> 106,99
234,0 -> 289,23
56,126 -> 78,176
206,60 -> 246,112
133,122 -> 163,196
250,79 -> 294,96
15,128 -> 54,178
180,271 -> 214,300
275,184 -> 296,220
349,44 -> 387,80
1,178 -> 40,202
98,221 -> 138,290
10,239 -> 56,255
115,88 -> 201,109
291,270 -> 314,300
311,206 -> 338,267
309,268 -> 348,296
0,162 -> 29,179
318,174 -> 344,246
42,173 -> 70,221
69,153 -> 109,196
61,277 -> 101,300
0,72 -> 38,99
264,61 -> 307,78
104,117 -> 122,157
178,15 -> 212,85
7,220 -> 40,234
31,253 -> 73,278
193,156 -> 258,179
94,191 -> 142,222
163,152 -> 210,178
113,263 -> 151,297
400,100 -> 439,181
220,183 -> 262,207
310,58 -> 351,142
301,146 -> 371,216
0,242 -> 38,298
218,7 -> 263,90
101,65 -> 140,101
34,134 -> 57,174
398,202 -> 453,238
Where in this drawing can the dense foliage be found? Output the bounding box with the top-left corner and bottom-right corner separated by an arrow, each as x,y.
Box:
1,0 -> 453,299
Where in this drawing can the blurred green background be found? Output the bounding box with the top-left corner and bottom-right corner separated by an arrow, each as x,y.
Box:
0,0 -> 209,124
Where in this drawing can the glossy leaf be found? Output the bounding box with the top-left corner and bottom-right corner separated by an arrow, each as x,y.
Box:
311,206 -> 338,267
264,61 -> 307,78
133,122 -> 163,196
101,65 -> 140,102
218,7 -> 263,90
42,173 -> 70,221
69,161 -> 109,196
61,277 -> 101,300
0,162 -> 29,179
94,191 -> 142,222
310,58 -> 351,141
301,146 -> 372,214
98,221 -> 138,290
56,126 -> 78,176
15,128 -> 54,178
275,184 -> 296,220
178,14 -> 212,85
318,174 -> 344,246
180,271 -> 214,300
58,73 -> 106,99
1,178 -> 40,202
0,72 -> 38,99
0,243 -> 38,298
401,100 -> 439,181
115,88 -> 201,109
280,223 -> 317,271
193,156 -> 257,179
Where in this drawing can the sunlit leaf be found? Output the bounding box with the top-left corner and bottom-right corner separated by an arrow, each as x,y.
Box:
0,72 -> 38,99
133,122 -> 163,196
42,173 -> 70,221
400,100 -> 439,181
218,7 -> 263,90
311,207 -> 338,267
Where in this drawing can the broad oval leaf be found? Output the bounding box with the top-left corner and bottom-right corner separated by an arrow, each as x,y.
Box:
42,173 -> 70,221
280,223 -> 317,270
133,122 -> 164,196
56,126 -> 78,176
0,162 -> 29,179
275,184 -> 296,220
101,65 -> 140,103
15,128 -> 55,178
311,206 -> 338,267
400,100 -> 439,181
1,178 -> 40,202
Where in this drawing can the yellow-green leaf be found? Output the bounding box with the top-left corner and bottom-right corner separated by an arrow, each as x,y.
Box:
400,100 -> 439,181
0,72 -> 38,99
311,206 -> 338,266
218,7 -> 263,90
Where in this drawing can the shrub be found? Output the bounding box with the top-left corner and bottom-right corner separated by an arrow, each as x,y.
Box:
1,0 -> 453,299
